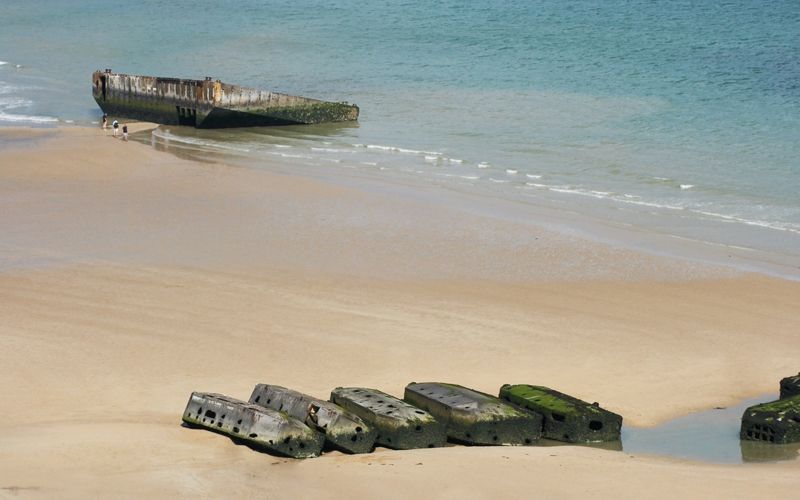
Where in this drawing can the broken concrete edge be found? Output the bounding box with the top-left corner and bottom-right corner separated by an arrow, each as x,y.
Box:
248,384 -> 377,454
779,373 -> 800,399
330,387 -> 448,450
182,392 -> 325,459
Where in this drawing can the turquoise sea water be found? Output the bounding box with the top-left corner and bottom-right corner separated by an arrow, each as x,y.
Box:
2,1 -> 798,275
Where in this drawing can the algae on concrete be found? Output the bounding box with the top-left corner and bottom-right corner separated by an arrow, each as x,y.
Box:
740,395 -> 800,444
404,382 -> 542,445
182,392 -> 324,458
330,387 -> 447,450
249,384 -> 376,454
499,384 -> 622,443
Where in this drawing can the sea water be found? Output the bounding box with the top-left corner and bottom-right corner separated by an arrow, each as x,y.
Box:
1,0 -> 798,276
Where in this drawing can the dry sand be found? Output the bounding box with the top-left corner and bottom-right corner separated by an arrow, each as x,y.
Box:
0,126 -> 798,498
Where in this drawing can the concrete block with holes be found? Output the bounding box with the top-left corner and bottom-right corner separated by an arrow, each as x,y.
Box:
403,382 -> 542,445
181,392 -> 325,458
330,387 -> 447,450
740,395 -> 800,444
779,373 -> 800,399
499,384 -> 623,443
248,384 -> 377,454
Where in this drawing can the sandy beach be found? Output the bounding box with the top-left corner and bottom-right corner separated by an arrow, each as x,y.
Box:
1,125 -> 799,499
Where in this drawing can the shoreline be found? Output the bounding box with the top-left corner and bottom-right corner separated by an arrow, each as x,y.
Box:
1,125 -> 799,498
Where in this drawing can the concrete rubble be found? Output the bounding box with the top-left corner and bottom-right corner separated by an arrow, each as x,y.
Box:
249,384 -> 377,454
499,384 -> 623,443
740,394 -> 800,444
330,387 -> 447,450
181,392 -> 324,458
404,382 -> 542,445
779,373 -> 800,399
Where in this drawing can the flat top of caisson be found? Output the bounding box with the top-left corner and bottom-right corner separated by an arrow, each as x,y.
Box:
501,384 -> 610,417
252,384 -> 342,412
745,394 -> 800,418
333,387 -> 436,423
407,382 -> 531,418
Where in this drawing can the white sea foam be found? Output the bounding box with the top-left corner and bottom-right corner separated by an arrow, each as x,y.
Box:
694,210 -> 800,234
311,147 -> 350,153
477,162 -> 490,169
0,112 -> 57,123
489,178 -> 509,183
506,169 -> 518,174
526,174 -> 541,179
360,161 -> 378,166
448,158 -> 464,164
0,61 -> 7,66
151,129 -> 250,152
424,155 -> 439,162
274,144 -> 292,148
680,184 -> 694,190
459,175 -> 480,180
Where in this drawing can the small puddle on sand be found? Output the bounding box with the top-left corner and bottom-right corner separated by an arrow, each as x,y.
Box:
620,393 -> 800,464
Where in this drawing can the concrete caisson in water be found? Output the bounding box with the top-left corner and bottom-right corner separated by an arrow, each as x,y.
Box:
779,373 -> 800,400
404,382 -> 542,445
740,395 -> 800,444
330,387 -> 447,450
181,392 -> 324,458
92,70 -> 359,128
499,384 -> 622,443
249,384 -> 376,454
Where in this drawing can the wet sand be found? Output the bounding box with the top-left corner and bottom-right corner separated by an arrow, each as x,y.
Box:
1,126 -> 799,498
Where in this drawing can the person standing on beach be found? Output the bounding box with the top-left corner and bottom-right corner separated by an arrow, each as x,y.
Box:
102,113 -> 108,129
112,120 -> 119,137
122,124 -> 128,141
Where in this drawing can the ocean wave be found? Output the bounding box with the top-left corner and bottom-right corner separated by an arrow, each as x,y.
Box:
0,111 -> 57,123
477,162 -> 490,169
680,184 -> 694,190
151,129 -> 250,152
693,210 -> 800,235
526,174 -> 541,179
361,143 -> 442,156
0,61 -> 7,66
506,169 -> 518,174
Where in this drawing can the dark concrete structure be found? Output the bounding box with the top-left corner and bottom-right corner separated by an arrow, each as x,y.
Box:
330,387 -> 447,450
249,384 -> 376,454
779,373 -> 800,400
92,70 -> 359,128
404,382 -> 542,445
740,395 -> 800,444
499,384 -> 622,443
182,392 -> 324,458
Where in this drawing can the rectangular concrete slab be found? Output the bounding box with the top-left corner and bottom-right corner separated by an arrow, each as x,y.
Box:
330,387 -> 447,450
404,382 -> 542,445
741,395 -> 800,444
181,392 -> 324,458
779,373 -> 800,399
499,384 -> 623,443
249,384 -> 376,454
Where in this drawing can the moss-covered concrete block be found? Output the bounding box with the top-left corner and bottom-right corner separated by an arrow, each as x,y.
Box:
249,384 -> 376,454
740,395 -> 800,444
779,373 -> 800,399
404,382 -> 542,445
182,392 -> 324,458
499,384 -> 622,443
330,387 -> 447,450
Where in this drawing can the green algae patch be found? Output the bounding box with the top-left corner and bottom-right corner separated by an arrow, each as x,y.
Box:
740,395 -> 800,444
499,384 -> 622,443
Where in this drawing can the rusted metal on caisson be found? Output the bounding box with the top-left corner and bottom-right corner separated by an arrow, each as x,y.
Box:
499,384 -> 623,443
404,382 -> 542,445
330,387 -> 447,450
181,392 -> 324,458
249,384 -> 377,454
92,69 -> 359,128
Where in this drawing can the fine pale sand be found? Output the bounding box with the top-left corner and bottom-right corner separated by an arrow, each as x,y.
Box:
1,126 -> 799,498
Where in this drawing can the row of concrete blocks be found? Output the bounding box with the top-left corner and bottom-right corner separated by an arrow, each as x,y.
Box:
182,383 -> 623,459
740,373 -> 800,444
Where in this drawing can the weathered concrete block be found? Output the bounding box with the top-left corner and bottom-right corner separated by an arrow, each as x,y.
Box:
249,384 -> 376,454
779,373 -> 800,399
740,395 -> 800,444
499,384 -> 622,443
404,382 -> 542,445
181,392 -> 324,458
330,387 -> 447,450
